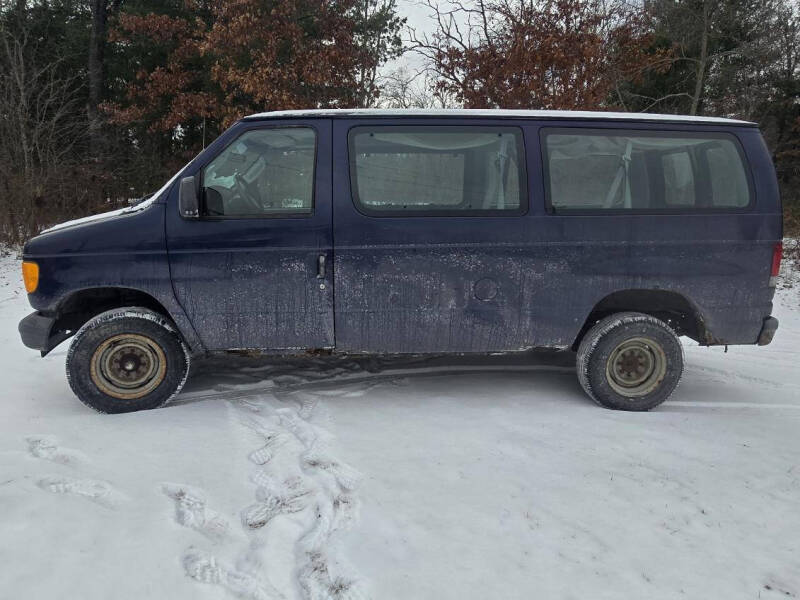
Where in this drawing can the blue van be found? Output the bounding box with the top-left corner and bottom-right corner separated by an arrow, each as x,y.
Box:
18,109 -> 782,413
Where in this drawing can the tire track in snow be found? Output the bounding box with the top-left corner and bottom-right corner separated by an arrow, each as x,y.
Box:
684,363 -> 800,391
666,401 -> 800,410
175,363 -> 572,407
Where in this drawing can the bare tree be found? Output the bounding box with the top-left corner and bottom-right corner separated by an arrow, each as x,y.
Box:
409,0 -> 653,110
378,66 -> 455,107
0,17 -> 84,242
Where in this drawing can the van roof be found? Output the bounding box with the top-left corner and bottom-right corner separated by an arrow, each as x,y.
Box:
243,108 -> 756,126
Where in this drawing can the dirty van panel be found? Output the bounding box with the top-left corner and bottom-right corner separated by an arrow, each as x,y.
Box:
333,121 -> 550,353
532,123 -> 780,347
20,202 -> 205,352
333,245 -> 562,353
333,118 -> 780,353
531,236 -> 774,345
165,120 -> 334,351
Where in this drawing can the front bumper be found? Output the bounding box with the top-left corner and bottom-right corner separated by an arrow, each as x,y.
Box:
18,311 -> 71,356
757,316 -> 779,346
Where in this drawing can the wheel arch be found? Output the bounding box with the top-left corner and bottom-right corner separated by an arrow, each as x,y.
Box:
49,286 -> 188,351
572,289 -> 707,350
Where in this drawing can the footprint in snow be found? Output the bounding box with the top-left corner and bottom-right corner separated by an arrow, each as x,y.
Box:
241,476 -> 310,530
36,476 -> 121,508
299,549 -> 362,600
302,450 -> 362,493
162,484 -> 231,543
183,548 -> 281,600
26,436 -> 84,466
274,408 -> 364,599
247,431 -> 286,466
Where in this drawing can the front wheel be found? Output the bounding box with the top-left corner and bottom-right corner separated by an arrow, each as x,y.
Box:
576,312 -> 683,411
66,308 -> 191,414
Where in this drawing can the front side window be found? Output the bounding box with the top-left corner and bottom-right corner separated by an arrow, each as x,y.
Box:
542,129 -> 751,212
202,127 -> 315,217
350,127 -> 526,215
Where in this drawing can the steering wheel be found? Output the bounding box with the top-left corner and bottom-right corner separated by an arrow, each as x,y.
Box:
234,172 -> 264,213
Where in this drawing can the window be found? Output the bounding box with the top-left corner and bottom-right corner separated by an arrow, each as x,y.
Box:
350,127 -> 526,214
706,144 -> 751,207
662,151 -> 695,206
202,127 -> 315,217
542,129 -> 751,212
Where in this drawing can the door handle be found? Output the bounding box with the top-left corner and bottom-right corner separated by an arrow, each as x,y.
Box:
317,254 -> 326,279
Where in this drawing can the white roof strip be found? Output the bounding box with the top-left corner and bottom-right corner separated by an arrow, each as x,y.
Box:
245,108 -> 754,126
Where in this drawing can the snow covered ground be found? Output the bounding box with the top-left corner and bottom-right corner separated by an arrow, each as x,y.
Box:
0,250 -> 798,600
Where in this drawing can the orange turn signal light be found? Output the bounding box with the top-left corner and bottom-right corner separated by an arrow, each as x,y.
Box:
22,261 -> 39,293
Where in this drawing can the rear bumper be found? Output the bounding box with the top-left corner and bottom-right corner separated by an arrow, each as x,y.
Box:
18,311 -> 70,356
757,316 -> 779,346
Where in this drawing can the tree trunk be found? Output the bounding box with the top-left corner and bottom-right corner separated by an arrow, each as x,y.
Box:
87,0 -> 108,153
690,0 -> 710,116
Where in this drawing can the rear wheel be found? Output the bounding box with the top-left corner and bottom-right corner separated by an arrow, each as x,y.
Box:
66,308 -> 190,414
576,312 -> 683,411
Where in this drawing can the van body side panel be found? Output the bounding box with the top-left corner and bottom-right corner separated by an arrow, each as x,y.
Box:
522,229 -> 775,346
21,203 -> 204,351
164,119 -> 335,351
529,122 -> 779,347
332,119 -> 550,353
333,118 -> 779,353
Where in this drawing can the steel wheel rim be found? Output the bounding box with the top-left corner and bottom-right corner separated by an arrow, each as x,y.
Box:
605,336 -> 667,398
90,334 -> 167,400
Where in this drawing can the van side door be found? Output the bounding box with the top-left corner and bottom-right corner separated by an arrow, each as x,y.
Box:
165,119 -> 334,351
332,118 -> 536,353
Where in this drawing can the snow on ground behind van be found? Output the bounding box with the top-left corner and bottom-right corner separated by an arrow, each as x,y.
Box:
0,249 -> 798,600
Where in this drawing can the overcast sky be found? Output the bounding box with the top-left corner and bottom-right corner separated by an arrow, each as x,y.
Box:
383,0 -> 466,74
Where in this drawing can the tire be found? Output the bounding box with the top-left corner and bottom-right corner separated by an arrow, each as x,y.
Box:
66,307 -> 191,414
576,312 -> 683,411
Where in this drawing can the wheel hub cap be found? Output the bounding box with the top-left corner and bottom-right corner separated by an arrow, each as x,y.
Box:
90,334 -> 167,400
606,337 -> 667,398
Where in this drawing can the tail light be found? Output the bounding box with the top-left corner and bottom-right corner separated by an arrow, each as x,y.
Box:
769,241 -> 782,287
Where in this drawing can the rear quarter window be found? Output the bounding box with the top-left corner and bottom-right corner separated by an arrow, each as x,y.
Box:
542,128 -> 752,213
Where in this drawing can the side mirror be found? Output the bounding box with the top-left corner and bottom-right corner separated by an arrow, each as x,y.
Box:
179,176 -> 199,219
